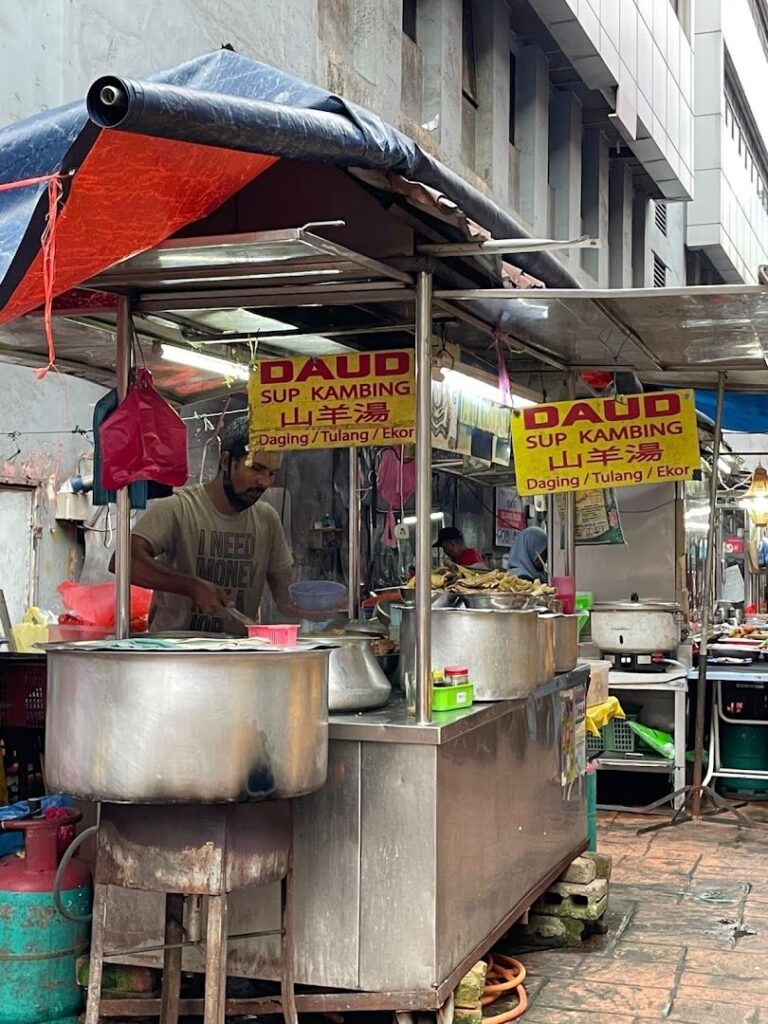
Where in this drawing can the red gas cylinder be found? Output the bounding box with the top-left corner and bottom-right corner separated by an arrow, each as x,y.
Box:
0,810 -> 93,1024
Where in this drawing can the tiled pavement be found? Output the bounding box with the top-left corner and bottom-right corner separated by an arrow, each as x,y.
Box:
498,807 -> 768,1023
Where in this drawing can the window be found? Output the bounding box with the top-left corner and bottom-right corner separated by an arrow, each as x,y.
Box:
462,0 -> 478,107
402,0 -> 417,43
508,52 -> 516,145
653,252 -> 667,288
655,201 -> 668,236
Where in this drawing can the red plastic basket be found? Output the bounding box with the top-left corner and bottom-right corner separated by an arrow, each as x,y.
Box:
0,661 -> 47,728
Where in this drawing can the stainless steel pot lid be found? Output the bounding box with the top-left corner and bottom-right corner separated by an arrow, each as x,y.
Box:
592,599 -> 680,613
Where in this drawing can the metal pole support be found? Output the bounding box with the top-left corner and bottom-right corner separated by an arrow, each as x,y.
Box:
114,295 -> 133,639
691,372 -> 726,819
563,375 -> 577,578
347,448 -> 360,621
415,271 -> 433,725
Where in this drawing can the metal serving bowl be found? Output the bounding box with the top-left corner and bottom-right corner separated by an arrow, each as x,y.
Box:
397,588 -> 461,608
460,592 -> 532,610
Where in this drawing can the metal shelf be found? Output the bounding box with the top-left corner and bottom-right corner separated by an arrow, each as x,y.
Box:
595,754 -> 674,774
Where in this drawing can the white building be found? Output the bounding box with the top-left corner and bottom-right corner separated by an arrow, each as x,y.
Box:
688,0 -> 768,283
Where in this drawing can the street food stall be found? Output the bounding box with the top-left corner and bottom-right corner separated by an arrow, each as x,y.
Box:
4,47 -> 768,1024
0,51 -> 594,1024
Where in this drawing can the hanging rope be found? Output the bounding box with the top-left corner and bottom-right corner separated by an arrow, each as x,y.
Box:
0,170 -> 70,378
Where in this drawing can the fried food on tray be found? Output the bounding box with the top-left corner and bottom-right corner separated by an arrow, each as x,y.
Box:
405,565 -> 555,598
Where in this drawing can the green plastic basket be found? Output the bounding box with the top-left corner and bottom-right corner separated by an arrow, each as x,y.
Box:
432,682 -> 473,712
586,715 -> 638,755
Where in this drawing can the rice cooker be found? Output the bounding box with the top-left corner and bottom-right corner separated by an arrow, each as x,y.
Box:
590,592 -> 682,663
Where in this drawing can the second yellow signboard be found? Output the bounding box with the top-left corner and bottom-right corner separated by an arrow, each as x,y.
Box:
511,390 -> 699,495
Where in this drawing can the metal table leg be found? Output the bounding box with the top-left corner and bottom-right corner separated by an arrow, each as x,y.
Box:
160,893 -> 184,1024
673,685 -> 687,808
84,882 -> 108,1024
281,868 -> 298,1024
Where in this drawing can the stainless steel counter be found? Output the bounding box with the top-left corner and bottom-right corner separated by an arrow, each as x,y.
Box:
104,667 -> 588,996
328,667 -> 587,744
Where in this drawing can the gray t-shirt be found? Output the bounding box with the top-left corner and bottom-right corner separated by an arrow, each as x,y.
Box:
133,484 -> 293,633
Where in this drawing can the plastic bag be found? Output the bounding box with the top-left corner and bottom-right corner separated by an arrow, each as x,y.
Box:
626,720 -> 674,759
10,607 -> 50,653
58,581 -> 152,627
99,367 -> 188,491
585,696 -> 625,737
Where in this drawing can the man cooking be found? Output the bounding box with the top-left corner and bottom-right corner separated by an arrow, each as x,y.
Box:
434,526 -> 487,569
118,416 -> 298,633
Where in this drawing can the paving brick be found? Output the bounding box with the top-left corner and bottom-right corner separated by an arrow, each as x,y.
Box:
531,979 -> 672,1017
560,854 -> 597,885
534,893 -> 609,922
683,947 -> 768,979
666,995 -> 763,1023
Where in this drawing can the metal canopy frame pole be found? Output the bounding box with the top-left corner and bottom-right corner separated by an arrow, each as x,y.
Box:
563,374 -> 577,578
691,372 -> 725,819
114,295 -> 133,639
348,448 -> 360,621
415,270 -> 433,725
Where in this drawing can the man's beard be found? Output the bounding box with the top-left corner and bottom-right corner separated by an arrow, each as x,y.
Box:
222,468 -> 264,512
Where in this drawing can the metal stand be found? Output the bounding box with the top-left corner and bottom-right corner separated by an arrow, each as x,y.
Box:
85,803 -> 296,1024
634,374 -> 756,836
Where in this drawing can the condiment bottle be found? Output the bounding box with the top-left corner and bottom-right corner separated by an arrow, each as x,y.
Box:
431,668 -> 445,687
444,665 -> 469,687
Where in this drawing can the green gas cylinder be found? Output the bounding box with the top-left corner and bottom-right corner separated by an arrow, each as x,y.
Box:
0,811 -> 92,1024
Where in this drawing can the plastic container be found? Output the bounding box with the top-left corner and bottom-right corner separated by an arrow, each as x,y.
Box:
432,682 -> 474,712
552,576 -> 576,614
289,580 -> 347,613
718,722 -> 768,798
247,624 -> 300,645
575,592 -> 594,637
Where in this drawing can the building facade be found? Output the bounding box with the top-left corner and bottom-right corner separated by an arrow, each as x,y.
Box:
0,0 -> 703,294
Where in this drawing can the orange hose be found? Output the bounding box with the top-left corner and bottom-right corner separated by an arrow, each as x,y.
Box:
480,955 -> 528,1023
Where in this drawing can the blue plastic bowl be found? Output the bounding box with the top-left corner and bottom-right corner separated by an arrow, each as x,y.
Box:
289,580 -> 347,612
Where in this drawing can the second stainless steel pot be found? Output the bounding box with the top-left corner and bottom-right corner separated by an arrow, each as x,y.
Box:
324,637 -> 392,712
399,606 -> 540,701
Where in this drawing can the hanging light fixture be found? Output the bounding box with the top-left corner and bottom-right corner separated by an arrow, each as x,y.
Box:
742,465 -> 768,526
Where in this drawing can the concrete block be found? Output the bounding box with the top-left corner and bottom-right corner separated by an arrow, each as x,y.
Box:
534,891 -> 609,922
560,854 -> 597,885
583,850 -> 613,879
509,912 -> 586,947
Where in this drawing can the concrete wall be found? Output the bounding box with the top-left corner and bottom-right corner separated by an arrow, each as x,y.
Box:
0,363 -> 105,615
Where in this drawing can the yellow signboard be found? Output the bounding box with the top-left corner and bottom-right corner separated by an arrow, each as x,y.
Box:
511,390 -> 699,495
248,349 -> 415,451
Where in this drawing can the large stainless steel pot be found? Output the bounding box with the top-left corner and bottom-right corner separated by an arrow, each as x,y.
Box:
590,596 -> 682,654
399,607 -> 540,701
45,647 -> 331,804
553,614 -> 580,672
324,637 -> 392,712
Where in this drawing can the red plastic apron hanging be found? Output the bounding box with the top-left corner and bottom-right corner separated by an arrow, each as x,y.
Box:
99,368 -> 188,491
